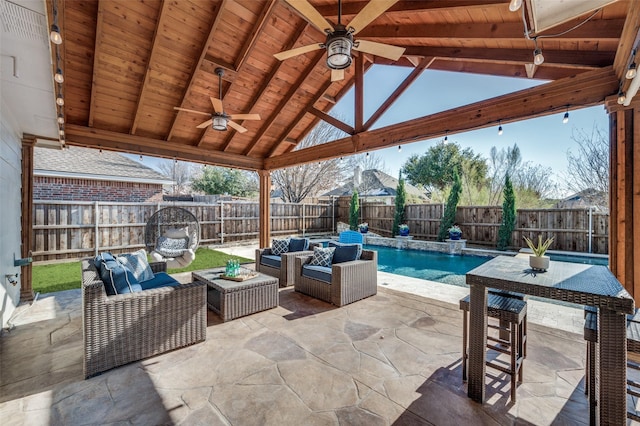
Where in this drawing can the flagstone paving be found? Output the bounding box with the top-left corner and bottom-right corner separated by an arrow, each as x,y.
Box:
1,281 -> 598,425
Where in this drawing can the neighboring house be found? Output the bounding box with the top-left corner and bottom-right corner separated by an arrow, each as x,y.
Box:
34,146 -> 173,202
554,188 -> 609,211
321,169 -> 429,204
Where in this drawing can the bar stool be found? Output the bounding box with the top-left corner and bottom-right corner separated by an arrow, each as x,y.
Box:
460,291 -> 528,402
583,308 -> 640,423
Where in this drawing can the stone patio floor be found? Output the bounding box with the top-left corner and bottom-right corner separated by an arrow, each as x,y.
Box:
1,278 -> 599,425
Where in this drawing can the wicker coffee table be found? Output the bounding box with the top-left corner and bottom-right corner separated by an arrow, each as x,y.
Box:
192,268 -> 278,322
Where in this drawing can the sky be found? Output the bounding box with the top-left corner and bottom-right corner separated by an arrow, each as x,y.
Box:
130,65 -> 608,196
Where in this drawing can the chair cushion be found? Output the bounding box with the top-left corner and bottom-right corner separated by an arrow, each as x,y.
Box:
308,247 -> 335,267
302,264 -> 332,283
260,254 -> 281,269
288,238 -> 309,252
117,249 -> 154,282
93,252 -> 115,273
139,272 -> 180,290
100,259 -> 142,295
155,236 -> 189,257
271,238 -> 290,255
328,241 -> 362,263
164,226 -> 189,238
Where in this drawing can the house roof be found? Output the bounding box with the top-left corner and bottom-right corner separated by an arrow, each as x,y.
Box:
554,188 -> 609,210
322,169 -> 428,199
34,146 -> 173,185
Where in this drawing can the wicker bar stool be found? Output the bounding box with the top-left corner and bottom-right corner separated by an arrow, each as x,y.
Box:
460,291 -> 528,402
583,308 -> 640,423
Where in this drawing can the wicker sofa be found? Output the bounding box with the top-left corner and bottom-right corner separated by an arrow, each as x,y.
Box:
81,258 -> 207,378
255,239 -> 320,287
294,249 -> 378,306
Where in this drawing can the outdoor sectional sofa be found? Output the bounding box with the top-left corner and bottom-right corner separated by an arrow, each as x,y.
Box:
81,258 -> 207,378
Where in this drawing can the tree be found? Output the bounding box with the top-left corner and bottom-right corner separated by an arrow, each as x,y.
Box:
157,160 -> 194,195
271,121 -> 348,202
349,190 -> 360,230
487,144 -> 521,205
392,171 -> 406,236
564,124 -> 609,195
191,166 -> 258,197
437,169 -> 462,241
497,175 -> 516,250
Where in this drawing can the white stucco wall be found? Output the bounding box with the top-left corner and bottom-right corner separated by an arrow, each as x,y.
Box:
0,97 -> 24,328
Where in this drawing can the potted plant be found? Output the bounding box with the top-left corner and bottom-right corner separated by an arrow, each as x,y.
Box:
523,235 -> 554,271
399,223 -> 410,236
448,225 -> 462,240
358,222 -> 369,234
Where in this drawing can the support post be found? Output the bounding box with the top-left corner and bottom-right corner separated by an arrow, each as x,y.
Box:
258,170 -> 271,248
94,201 -> 99,256
20,136 -> 35,301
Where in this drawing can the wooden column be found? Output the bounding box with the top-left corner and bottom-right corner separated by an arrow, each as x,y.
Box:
607,103 -> 640,301
20,136 -> 36,301
258,170 -> 271,248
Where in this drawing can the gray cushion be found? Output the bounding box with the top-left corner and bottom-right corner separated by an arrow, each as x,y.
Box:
260,254 -> 281,269
288,238 -> 309,252
117,249 -> 154,282
100,259 -> 142,295
328,241 -> 362,263
139,272 -> 180,290
155,236 -> 189,257
271,238 -> 290,255
309,247 -> 335,267
302,264 -> 332,283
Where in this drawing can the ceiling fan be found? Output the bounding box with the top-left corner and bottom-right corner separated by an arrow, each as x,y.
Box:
173,68 -> 261,133
274,0 -> 406,82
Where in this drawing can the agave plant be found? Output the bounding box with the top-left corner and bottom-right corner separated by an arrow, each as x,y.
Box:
523,235 -> 554,257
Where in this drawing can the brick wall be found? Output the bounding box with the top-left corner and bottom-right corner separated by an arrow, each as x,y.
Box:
34,176 -> 163,202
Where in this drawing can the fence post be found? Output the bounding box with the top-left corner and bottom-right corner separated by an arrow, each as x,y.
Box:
588,206 -> 593,253
94,201 -> 99,256
220,201 -> 224,244
302,204 -> 306,236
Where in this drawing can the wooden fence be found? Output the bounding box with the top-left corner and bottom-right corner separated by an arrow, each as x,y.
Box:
33,201 -> 336,261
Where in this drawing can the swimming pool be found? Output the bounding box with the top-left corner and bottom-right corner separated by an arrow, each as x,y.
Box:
367,245 -> 609,287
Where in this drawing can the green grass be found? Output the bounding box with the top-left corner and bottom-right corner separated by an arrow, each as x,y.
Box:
32,247 -> 252,294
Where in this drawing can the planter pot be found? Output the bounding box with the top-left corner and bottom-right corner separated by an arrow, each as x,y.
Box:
529,255 -> 550,271
399,228 -> 409,236
449,231 -> 461,240
359,226 -> 368,234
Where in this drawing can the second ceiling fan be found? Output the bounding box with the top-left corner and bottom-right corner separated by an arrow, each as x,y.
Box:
274,0 -> 405,81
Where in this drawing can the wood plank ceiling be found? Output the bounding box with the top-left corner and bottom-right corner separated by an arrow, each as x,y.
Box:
50,0 -> 633,171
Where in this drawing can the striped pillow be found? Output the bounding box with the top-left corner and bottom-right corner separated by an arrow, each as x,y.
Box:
309,247 -> 335,267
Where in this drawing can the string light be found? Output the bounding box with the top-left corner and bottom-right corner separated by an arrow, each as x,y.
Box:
49,0 -> 62,45
57,113 -> 64,124
617,90 -> 627,105
562,108 -> 569,124
498,120 -> 503,136
366,152 -> 369,157
444,131 -> 448,142
56,92 -> 64,106
139,154 -> 143,161
533,37 -> 544,65
508,0 -> 523,12
398,145 -> 402,152
627,50 -> 637,80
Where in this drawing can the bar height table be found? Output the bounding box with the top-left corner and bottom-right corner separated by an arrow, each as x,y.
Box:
466,256 -> 634,425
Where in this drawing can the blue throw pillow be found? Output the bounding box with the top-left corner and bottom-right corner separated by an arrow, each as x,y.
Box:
328,241 -> 362,262
308,247 -> 335,267
93,252 -> 115,273
271,238 -> 290,255
117,249 -> 154,282
288,238 -> 309,252
100,259 -> 141,295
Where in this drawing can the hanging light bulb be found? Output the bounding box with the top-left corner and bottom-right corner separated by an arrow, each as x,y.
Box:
562,110 -> 569,124
627,63 -> 637,80
498,121 -> 503,135
618,90 -> 627,105
57,113 -> 64,124
139,154 -> 143,161
366,152 -> 369,157
533,38 -> 544,65
508,0 -> 523,12
339,157 -> 343,162
444,131 -> 448,142
50,23 -> 62,45
56,93 -> 64,106
398,145 -> 402,152
59,127 -> 64,136
54,67 -> 64,84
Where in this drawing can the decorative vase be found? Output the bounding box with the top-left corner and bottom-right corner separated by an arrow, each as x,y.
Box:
529,255 -> 550,271
449,231 -> 461,240
399,228 -> 409,236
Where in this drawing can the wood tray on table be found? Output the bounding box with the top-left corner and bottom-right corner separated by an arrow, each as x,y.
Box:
220,272 -> 259,282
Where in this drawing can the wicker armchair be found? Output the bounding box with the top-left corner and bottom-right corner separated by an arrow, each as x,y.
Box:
255,241 -> 321,287
81,259 -> 206,378
294,249 -> 378,306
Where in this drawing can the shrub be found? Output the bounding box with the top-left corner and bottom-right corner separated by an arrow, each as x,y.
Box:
497,175 -> 516,250
392,171 -> 407,236
438,169 -> 462,241
349,190 -> 360,231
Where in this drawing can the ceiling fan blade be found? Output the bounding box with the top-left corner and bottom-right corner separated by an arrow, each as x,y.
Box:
274,43 -> 323,61
348,0 -> 398,35
196,119 -> 213,129
227,120 -> 248,133
283,0 -> 333,33
210,97 -> 224,113
331,69 -> 344,82
354,40 -> 405,61
229,113 -> 261,121
173,106 -> 210,116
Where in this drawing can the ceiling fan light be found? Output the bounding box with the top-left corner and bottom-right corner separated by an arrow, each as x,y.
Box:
212,115 -> 227,131
326,36 -> 352,70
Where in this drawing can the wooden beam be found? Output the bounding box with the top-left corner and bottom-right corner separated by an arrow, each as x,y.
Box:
166,0 -> 226,142
87,0 -> 105,127
234,0 -> 277,70
264,66 -> 618,170
314,0 -> 508,16
307,107 -> 354,135
364,56 -> 433,130
20,136 -> 36,301
243,50 -> 326,156
65,125 -> 263,170
131,0 -> 170,135
354,54 -> 364,133
202,55 -> 238,81
258,170 -> 271,248
218,21 -> 309,151
358,19 -> 624,41
612,0 -> 640,81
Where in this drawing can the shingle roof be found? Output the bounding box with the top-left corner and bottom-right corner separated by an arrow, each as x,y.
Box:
322,169 -> 428,200
34,146 -> 172,183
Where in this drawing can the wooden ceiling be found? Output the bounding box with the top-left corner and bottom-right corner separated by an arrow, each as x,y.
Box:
51,0 -> 637,171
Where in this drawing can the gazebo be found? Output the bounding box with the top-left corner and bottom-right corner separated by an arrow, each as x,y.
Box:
3,0 -> 639,314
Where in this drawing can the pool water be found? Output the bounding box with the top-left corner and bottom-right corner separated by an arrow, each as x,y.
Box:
367,245 -> 609,287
